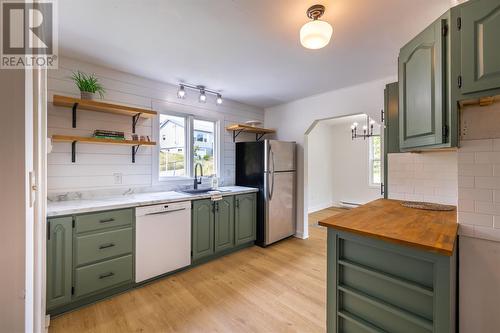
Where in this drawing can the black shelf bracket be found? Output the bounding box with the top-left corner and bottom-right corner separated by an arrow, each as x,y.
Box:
72,103 -> 79,128
232,129 -> 244,142
132,113 -> 142,134
71,141 -> 77,163
132,145 -> 141,163
256,133 -> 266,141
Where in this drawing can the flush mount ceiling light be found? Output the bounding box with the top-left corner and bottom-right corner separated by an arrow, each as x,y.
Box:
300,4 -> 333,50
176,83 -> 223,106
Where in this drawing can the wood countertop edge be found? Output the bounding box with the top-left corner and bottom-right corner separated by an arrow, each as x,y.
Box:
318,199 -> 458,257
320,222 -> 457,256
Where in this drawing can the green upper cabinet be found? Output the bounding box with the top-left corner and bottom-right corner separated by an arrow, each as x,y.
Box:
459,0 -> 500,95
384,82 -> 399,199
235,193 -> 257,245
399,13 -> 450,150
192,199 -> 215,262
46,217 -> 73,310
214,196 -> 235,253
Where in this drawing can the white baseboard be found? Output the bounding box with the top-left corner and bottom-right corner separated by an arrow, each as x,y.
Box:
294,231 -> 308,239
308,201 -> 335,213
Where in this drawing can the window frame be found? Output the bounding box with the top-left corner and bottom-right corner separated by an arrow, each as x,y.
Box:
152,109 -> 221,185
368,135 -> 382,188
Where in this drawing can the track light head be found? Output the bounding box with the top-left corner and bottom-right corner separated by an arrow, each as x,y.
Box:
177,85 -> 186,99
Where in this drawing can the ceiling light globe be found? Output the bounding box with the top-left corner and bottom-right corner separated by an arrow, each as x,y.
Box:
177,86 -> 186,99
199,92 -> 207,103
300,20 -> 333,50
216,95 -> 223,105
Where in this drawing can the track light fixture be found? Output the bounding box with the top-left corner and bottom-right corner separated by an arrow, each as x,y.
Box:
176,83 -> 223,106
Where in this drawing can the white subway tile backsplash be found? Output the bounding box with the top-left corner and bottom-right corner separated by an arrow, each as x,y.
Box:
474,177 -> 500,190
388,152 -> 457,205
459,139 -> 493,152
475,201 -> 500,215
458,176 -> 475,188
459,188 -> 494,201
458,152 -> 474,164
458,164 -> 493,176
458,199 -> 475,212
475,152 -> 500,164
458,212 -> 494,227
458,224 -> 475,237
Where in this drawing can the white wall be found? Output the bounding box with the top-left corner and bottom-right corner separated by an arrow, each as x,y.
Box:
329,117 -> 382,206
307,122 -> 334,212
47,57 -> 264,195
265,76 -> 396,238
0,69 -> 26,332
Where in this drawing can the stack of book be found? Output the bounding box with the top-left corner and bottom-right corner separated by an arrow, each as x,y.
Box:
93,130 -> 125,140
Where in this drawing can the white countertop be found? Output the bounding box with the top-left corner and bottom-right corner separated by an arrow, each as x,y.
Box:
47,186 -> 259,217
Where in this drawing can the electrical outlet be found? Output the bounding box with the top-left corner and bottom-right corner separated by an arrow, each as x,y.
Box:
113,173 -> 123,184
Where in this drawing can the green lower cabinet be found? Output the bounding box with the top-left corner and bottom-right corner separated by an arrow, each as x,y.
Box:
192,199 -> 215,261
235,193 -> 257,245
46,217 -> 73,310
327,229 -> 456,333
192,194 -> 256,263
47,208 -> 135,315
214,196 -> 235,253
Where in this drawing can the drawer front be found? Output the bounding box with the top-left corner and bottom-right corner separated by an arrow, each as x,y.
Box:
75,228 -> 133,266
74,255 -> 132,298
75,209 -> 133,234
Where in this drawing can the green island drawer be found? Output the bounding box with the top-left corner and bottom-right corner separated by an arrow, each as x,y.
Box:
74,255 -> 132,298
75,227 -> 133,266
75,208 -> 133,234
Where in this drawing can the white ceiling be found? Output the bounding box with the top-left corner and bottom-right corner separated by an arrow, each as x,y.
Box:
58,0 -> 451,108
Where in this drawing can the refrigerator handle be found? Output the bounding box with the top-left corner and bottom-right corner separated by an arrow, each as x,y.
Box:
268,147 -> 275,200
268,171 -> 275,200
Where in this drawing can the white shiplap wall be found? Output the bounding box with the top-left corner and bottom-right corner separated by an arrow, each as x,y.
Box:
47,57 -> 264,195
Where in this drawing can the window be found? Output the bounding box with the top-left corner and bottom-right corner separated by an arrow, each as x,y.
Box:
158,113 -> 218,180
369,136 -> 381,186
159,114 -> 186,177
193,119 -> 216,177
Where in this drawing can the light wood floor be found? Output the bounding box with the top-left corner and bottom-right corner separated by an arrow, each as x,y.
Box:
49,208 -> 346,333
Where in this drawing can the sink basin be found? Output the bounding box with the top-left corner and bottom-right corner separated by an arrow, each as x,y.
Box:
180,188 -> 217,195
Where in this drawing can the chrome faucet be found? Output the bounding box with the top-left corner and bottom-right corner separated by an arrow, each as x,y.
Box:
193,163 -> 203,189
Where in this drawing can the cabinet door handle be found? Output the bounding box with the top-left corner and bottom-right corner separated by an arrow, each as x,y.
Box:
99,272 -> 115,279
99,218 -> 115,223
235,199 -> 239,208
99,243 -> 115,250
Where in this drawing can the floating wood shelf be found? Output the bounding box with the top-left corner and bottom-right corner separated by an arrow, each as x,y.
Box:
52,95 -> 157,132
51,135 -> 156,163
225,124 -> 275,142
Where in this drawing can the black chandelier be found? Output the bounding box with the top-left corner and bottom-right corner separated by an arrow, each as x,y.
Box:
351,116 -> 377,140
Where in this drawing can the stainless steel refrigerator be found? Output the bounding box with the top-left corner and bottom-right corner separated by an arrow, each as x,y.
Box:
235,140 -> 296,246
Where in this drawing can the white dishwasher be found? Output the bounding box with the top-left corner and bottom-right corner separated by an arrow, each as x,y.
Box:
135,201 -> 191,283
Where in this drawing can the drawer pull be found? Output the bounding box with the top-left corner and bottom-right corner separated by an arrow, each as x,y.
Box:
99,218 -> 115,223
99,243 -> 115,250
99,272 -> 115,279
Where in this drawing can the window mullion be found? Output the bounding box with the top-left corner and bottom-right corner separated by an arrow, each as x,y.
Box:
187,115 -> 194,178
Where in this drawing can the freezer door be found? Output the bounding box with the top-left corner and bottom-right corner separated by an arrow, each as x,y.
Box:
265,171 -> 296,245
265,140 -> 296,172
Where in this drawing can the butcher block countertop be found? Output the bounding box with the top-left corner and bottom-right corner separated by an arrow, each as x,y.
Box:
318,199 -> 458,256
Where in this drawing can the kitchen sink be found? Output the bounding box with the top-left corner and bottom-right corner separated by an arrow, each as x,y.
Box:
180,188 -> 217,194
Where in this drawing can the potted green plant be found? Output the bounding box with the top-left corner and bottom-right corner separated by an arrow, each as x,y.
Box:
71,71 -> 105,100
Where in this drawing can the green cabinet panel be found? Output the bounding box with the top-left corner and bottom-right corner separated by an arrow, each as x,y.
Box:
74,227 -> 133,266
384,82 -> 399,199
74,254 -> 133,298
235,193 -> 257,245
399,14 -> 449,150
460,0 -> 500,94
192,199 -> 215,261
46,217 -> 73,310
326,229 -> 456,333
214,196 -> 234,253
75,208 -> 133,234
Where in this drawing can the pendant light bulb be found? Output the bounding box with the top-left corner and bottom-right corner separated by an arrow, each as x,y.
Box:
199,89 -> 207,103
177,85 -> 186,99
216,94 -> 223,105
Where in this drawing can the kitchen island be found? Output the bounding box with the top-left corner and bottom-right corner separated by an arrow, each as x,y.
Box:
319,199 -> 458,333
